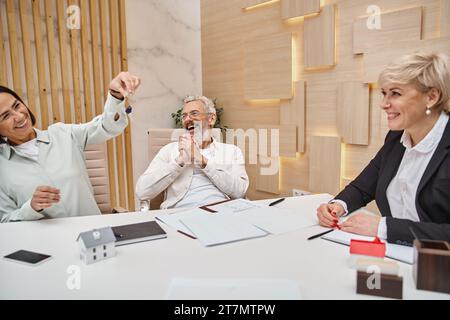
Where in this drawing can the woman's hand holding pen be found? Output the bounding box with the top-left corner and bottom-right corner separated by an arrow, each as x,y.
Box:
316,202 -> 345,228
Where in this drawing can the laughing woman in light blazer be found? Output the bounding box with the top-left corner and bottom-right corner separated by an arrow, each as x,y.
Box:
0,72 -> 140,222
317,52 -> 450,246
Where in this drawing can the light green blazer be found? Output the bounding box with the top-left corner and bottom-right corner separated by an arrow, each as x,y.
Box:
0,94 -> 127,222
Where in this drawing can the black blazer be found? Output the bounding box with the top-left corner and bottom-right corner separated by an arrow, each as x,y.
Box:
335,119 -> 450,246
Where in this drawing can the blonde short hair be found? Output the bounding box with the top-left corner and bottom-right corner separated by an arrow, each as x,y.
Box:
378,52 -> 450,113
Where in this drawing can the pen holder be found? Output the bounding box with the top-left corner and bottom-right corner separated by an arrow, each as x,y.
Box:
413,239 -> 450,294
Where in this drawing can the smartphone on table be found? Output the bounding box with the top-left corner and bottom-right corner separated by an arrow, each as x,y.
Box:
3,250 -> 52,266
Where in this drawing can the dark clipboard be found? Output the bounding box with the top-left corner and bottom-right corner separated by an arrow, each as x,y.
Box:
199,199 -> 233,213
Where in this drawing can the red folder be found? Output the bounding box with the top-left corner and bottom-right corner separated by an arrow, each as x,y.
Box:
350,237 -> 386,258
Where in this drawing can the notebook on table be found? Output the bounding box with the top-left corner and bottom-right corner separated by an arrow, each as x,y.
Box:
112,221 -> 167,246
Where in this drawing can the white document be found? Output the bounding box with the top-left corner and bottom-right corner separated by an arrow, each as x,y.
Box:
206,198 -> 262,213
167,278 -> 302,300
180,214 -> 268,246
155,208 -> 209,238
322,230 -> 414,264
232,206 -> 317,235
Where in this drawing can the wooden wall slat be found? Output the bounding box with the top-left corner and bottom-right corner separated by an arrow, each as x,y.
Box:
68,0 -> 82,123
79,0 -> 93,121
337,82 -> 370,145
280,81 -> 306,153
244,32 -> 292,100
44,0 -> 61,123
281,0 -> 320,20
0,3 -> 7,86
6,0 -> 23,97
242,0 -> 276,9
56,0 -> 72,123
256,156 -> 280,194
89,0 -> 103,116
31,0 -> 49,129
441,0 -> 450,37
18,0 -> 37,116
99,0 -> 117,208
109,0 -> 126,208
309,136 -> 341,196
353,7 -> 422,55
119,0 -> 135,211
304,4 -> 336,69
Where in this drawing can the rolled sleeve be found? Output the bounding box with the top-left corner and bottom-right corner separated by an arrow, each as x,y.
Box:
70,93 -> 128,149
0,199 -> 45,223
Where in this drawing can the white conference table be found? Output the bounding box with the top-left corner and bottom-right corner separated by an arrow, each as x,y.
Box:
0,194 -> 448,300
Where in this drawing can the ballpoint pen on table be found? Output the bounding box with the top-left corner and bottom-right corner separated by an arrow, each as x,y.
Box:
307,227 -> 340,240
268,198 -> 285,207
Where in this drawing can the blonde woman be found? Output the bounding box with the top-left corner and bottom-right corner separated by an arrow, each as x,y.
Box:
317,52 -> 450,245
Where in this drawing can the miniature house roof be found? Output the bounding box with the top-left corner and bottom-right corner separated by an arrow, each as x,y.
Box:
76,227 -> 116,249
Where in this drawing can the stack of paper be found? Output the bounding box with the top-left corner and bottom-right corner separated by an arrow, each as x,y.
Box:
155,208 -> 208,238
229,206 -> 317,235
157,198 -> 321,246
322,230 -> 414,264
205,198 -> 262,213
180,213 -> 268,246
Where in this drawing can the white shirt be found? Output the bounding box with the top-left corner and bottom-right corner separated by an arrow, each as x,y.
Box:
135,138 -> 249,209
174,147 -> 228,208
378,112 -> 449,238
12,138 -> 39,161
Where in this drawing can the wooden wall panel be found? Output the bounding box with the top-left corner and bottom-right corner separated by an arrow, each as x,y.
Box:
119,0 -> 135,211
44,0 -> 61,123
363,37 -> 450,83
244,32 -> 292,100
79,0 -> 93,121
56,0 -> 72,123
255,124 -> 297,157
337,82 -> 370,145
281,0 -> 320,20
256,156 -> 280,194
32,0 -> 50,129
109,0 -> 126,209
0,4 -> 6,86
353,7 -> 422,55
0,3 -> 7,86
304,4 -> 335,69
18,0 -> 36,116
441,0 -> 450,37
280,81 -> 305,153
309,136 -> 341,196
242,0 -> 277,9
5,0 -> 22,97
0,0 -> 134,211
69,0 -> 82,123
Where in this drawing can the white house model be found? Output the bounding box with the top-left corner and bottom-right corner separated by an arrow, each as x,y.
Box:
76,227 -> 116,264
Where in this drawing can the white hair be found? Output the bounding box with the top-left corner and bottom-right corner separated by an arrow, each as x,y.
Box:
183,95 -> 216,115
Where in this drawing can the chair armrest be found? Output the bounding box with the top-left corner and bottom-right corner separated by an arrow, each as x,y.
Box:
112,206 -> 128,214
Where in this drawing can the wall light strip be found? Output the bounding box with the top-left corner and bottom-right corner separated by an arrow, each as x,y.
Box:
243,0 -> 280,12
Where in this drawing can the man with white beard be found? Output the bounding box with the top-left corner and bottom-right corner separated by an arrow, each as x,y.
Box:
136,96 -> 249,209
